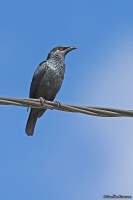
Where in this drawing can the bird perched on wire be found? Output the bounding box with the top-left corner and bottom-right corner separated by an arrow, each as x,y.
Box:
25,46 -> 77,136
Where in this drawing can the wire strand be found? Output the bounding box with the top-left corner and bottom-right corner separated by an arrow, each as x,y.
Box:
0,96 -> 133,118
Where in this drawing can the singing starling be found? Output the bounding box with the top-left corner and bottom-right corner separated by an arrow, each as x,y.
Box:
25,46 -> 77,136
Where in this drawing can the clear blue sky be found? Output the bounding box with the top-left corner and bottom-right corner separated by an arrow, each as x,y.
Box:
0,0 -> 133,199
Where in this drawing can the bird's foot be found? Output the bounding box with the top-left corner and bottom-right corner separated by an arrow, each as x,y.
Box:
39,97 -> 47,106
53,101 -> 61,107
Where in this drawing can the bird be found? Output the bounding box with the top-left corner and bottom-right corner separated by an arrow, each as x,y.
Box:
25,45 -> 77,136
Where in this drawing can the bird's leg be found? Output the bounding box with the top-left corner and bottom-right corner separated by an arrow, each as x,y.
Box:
39,97 -> 47,106
27,107 -> 29,112
53,101 -> 61,107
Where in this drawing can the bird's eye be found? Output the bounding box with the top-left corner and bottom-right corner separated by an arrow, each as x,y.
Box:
59,47 -> 63,51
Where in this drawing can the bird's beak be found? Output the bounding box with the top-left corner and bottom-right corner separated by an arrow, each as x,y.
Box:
68,46 -> 77,51
65,46 -> 77,54
70,46 -> 78,50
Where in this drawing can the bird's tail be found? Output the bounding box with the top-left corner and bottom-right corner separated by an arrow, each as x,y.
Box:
25,108 -> 38,136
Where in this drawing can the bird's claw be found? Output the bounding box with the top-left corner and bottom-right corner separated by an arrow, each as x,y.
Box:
53,101 -> 61,107
39,97 -> 47,106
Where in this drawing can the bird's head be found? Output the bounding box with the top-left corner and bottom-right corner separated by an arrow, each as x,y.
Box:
47,46 -> 77,60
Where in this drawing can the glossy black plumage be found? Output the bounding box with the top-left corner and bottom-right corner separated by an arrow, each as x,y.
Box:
25,46 -> 77,136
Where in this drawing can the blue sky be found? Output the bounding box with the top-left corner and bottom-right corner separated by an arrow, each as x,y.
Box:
0,0 -> 133,199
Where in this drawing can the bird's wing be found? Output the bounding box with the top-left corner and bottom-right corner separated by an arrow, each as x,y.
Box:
29,61 -> 48,98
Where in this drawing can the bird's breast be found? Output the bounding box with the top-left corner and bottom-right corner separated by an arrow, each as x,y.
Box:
36,67 -> 65,100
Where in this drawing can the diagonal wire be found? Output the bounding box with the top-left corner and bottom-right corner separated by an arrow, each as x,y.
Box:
0,96 -> 133,118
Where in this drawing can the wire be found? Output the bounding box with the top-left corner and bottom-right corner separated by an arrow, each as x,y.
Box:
0,96 -> 133,118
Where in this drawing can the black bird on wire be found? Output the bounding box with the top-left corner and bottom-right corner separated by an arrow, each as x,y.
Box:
25,46 -> 77,136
